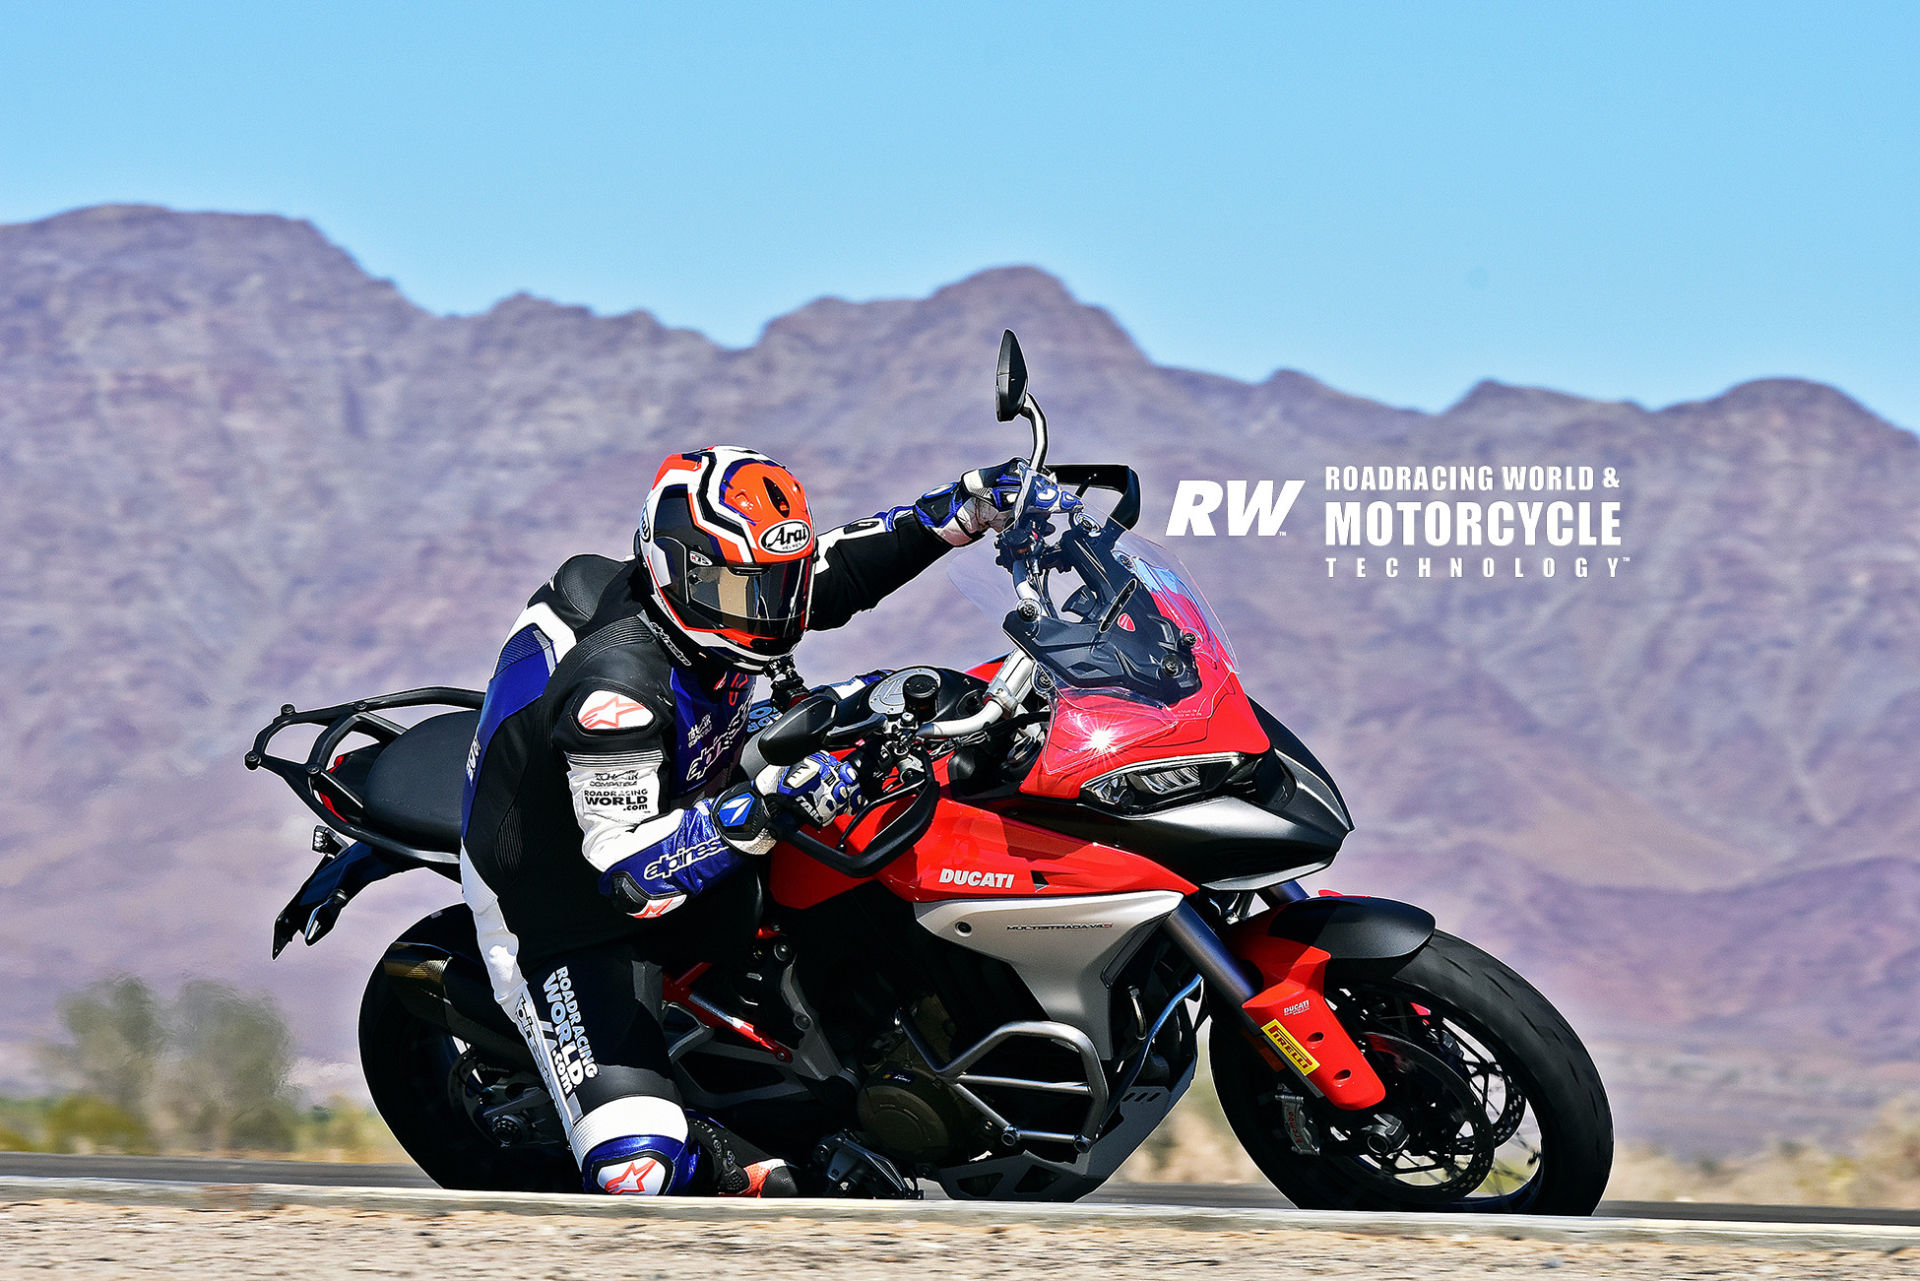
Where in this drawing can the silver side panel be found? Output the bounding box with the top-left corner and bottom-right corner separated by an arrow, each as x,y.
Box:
913,890 -> 1183,1057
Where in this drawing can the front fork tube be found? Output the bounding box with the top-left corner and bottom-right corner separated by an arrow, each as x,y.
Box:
1163,899 -> 1386,1110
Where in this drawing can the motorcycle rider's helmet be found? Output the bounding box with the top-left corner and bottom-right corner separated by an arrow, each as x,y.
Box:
637,446 -> 815,672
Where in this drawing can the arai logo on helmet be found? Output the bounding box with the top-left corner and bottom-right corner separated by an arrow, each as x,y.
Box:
759,520 -> 812,554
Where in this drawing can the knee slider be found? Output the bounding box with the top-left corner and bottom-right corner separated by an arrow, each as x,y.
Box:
582,1133 -> 699,1196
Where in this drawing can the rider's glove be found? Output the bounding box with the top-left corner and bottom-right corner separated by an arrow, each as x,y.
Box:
704,751 -> 862,855
709,784 -> 778,857
943,459 -> 1081,542
755,750 -> 862,827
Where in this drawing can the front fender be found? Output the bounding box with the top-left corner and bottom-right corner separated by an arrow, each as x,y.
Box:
1258,894 -> 1435,968
1225,895 -> 1436,1110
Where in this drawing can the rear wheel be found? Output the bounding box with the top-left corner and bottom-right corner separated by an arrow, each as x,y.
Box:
1213,931 -> 1612,1214
358,906 -> 576,1192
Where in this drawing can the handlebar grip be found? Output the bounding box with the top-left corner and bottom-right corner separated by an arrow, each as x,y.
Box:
773,774 -> 940,878
1050,463 -> 1141,529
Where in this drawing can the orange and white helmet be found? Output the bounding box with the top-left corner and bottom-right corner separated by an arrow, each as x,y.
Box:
636,446 -> 815,671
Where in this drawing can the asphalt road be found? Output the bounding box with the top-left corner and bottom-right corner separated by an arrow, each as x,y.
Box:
4,1153 -> 1918,1227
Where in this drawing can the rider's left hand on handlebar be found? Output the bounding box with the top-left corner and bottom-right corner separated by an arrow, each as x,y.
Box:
756,750 -> 862,827
951,458 -> 1081,539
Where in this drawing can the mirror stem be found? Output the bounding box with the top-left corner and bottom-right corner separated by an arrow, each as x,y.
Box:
1011,393 -> 1049,523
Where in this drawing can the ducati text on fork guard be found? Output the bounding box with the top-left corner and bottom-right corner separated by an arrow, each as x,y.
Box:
247,328 -> 1613,1210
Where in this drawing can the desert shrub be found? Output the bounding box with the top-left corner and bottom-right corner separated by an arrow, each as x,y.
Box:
43,1094 -> 153,1154
46,977 -> 164,1116
160,980 -> 299,1152
295,1097 -> 405,1161
1855,1096 -> 1920,1210
37,976 -> 299,1155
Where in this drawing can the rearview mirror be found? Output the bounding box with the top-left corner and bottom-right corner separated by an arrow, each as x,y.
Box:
754,693 -> 837,767
995,329 -> 1028,422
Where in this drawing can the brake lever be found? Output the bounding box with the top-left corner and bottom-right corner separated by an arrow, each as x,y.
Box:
837,746 -> 934,851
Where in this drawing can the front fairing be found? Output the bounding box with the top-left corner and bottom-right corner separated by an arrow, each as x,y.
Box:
950,517 -> 1238,693
948,516 -> 1271,801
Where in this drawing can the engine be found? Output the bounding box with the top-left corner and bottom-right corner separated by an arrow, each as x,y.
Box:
854,999 -> 979,1166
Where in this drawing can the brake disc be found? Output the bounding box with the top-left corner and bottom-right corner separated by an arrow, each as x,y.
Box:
1320,1031 -> 1496,1204
1456,1050 -> 1527,1147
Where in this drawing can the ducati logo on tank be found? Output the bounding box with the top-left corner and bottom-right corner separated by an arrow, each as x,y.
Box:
936,867 -> 1019,890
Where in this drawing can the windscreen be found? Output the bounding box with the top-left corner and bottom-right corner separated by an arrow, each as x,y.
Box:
947,514 -> 1238,708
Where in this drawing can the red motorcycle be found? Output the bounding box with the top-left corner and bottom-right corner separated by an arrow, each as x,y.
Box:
247,331 -> 1612,1212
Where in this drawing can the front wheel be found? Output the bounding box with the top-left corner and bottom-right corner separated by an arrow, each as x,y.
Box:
1213,931 -> 1612,1214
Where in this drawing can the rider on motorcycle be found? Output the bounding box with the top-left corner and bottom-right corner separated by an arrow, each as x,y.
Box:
459,444 -> 1076,1196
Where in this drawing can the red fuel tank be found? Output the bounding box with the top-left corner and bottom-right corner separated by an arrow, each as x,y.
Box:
768,795 -> 1195,910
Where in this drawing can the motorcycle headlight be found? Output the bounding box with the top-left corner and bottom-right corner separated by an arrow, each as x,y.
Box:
1082,753 -> 1247,814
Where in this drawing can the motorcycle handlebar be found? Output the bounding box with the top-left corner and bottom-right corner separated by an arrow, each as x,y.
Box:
772,768 -> 941,877
918,652 -> 1036,739
751,648 -> 1040,875
757,656 -> 1039,874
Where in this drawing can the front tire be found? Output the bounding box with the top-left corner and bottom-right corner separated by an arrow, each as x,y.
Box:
1213,930 -> 1612,1214
359,906 -> 576,1192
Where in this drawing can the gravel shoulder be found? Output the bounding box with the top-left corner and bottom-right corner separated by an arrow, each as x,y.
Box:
4,1200 -> 1918,1281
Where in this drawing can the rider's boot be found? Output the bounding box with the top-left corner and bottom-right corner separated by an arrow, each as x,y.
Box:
685,1114 -> 799,1198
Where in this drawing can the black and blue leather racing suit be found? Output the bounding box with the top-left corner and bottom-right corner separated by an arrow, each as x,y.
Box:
457,480 -> 979,1194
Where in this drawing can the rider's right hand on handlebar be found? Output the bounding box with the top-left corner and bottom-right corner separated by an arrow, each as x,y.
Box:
755,751 -> 862,828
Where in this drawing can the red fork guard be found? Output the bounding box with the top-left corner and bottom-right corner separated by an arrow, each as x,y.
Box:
1227,916 -> 1386,1110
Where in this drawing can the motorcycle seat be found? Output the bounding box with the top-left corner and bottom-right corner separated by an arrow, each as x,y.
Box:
360,711 -> 478,852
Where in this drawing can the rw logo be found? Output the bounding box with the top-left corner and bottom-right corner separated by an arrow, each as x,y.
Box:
1165,480 -> 1305,537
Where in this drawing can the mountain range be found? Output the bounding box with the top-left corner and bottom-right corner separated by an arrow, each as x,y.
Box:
3,204 -> 1917,1152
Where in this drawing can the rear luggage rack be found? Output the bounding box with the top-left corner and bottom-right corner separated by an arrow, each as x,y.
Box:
245,687 -> 482,871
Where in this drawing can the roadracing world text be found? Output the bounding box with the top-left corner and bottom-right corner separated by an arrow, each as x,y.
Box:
1165,464 -> 1629,579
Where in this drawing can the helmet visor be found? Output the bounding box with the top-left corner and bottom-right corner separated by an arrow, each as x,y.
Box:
676,556 -> 811,645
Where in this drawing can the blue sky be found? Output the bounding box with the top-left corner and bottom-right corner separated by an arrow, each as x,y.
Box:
2,3 -> 1915,426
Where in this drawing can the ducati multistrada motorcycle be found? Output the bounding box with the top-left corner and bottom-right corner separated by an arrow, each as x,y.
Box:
247,331 -> 1612,1212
